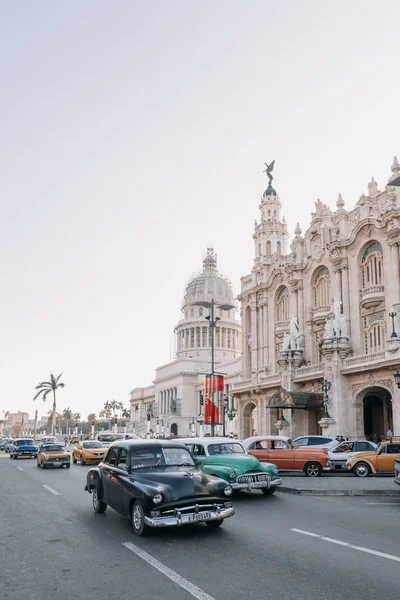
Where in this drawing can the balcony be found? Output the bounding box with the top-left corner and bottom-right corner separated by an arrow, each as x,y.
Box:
359,285 -> 385,309
275,320 -> 290,332
294,363 -> 324,381
311,305 -> 331,325
344,352 -> 385,368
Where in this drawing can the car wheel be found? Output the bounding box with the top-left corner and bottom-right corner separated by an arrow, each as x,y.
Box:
65,464 -> 71,468
92,488 -> 107,513
42,463 -> 46,469
9,454 -> 12,459
262,487 -> 276,495
131,501 -> 149,536
303,462 -> 322,477
13,455 -> 17,460
37,461 -> 40,467
81,458 -> 86,465
206,519 -> 224,530
353,462 -> 371,477
73,455 -> 77,464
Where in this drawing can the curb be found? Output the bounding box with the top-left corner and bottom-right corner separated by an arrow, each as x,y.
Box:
277,486 -> 400,496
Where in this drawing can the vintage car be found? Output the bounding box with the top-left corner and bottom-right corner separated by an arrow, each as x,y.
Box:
242,435 -> 332,477
395,458 -> 400,487
180,437 -> 282,494
72,440 -> 107,464
37,443 -> 71,468
2,438 -> 14,452
9,438 -> 38,459
95,432 -> 126,446
292,435 -> 338,450
328,440 -> 377,470
344,440 -> 400,477
85,440 -> 234,536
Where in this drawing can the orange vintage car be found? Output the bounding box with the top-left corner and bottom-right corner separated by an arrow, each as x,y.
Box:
344,439 -> 400,477
242,436 -> 333,477
72,440 -> 107,465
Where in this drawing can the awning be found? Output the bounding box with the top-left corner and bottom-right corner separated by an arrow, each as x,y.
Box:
266,389 -> 324,410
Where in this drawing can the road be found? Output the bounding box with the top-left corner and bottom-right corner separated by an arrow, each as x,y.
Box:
0,454 -> 399,600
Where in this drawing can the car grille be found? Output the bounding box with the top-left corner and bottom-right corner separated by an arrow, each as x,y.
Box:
237,473 -> 270,484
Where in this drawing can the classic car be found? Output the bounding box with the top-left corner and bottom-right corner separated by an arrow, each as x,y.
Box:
9,438 -> 38,459
85,440 -> 234,536
72,440 -> 107,464
180,437 -> 282,494
344,440 -> 400,477
242,435 -> 332,477
95,432 -> 126,446
292,435 -> 338,450
4,438 -> 15,453
37,443 -> 71,468
328,440 -> 377,470
395,458 -> 400,487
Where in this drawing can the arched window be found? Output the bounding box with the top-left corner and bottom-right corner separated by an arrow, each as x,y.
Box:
313,267 -> 330,308
266,241 -> 272,256
361,242 -> 383,290
276,287 -> 289,322
277,241 -> 281,255
363,313 -> 385,354
258,243 -> 262,256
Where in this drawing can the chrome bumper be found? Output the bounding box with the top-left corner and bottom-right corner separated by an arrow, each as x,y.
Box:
232,477 -> 282,491
144,504 -> 234,528
394,477 -> 400,487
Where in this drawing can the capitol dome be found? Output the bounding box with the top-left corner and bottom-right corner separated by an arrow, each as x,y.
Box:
182,247 -> 235,310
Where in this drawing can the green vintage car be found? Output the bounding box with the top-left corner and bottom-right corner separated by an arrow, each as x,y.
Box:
180,437 -> 282,495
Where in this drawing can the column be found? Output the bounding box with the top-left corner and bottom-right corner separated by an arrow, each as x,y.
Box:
341,265 -> 350,337
333,267 -> 342,303
297,285 -> 304,333
389,244 -> 400,333
263,304 -> 269,370
258,307 -> 264,369
251,306 -> 258,372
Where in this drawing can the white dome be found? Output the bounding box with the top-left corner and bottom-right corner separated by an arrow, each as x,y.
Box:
183,248 -> 235,310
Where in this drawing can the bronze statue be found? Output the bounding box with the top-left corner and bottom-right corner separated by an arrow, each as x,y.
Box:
263,160 -> 275,185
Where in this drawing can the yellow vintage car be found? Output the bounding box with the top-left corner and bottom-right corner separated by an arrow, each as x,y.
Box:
37,443 -> 71,469
345,439 -> 400,477
72,440 -> 107,465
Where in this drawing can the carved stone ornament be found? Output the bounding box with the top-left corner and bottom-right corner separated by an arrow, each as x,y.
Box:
351,378 -> 394,398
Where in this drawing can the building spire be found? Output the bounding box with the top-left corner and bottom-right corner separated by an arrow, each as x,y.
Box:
262,159 -> 277,197
336,193 -> 345,209
203,247 -> 218,273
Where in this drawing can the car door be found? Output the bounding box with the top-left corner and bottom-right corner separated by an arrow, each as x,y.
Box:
74,443 -> 82,461
111,449 -> 130,515
191,444 -> 206,468
376,443 -> 400,473
248,440 -> 270,463
269,440 -> 294,470
331,441 -> 355,465
102,447 -> 120,507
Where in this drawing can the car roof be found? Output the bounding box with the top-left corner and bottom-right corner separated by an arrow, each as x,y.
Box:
243,436 -> 290,443
293,435 -> 335,440
178,437 -> 243,445
108,439 -> 190,450
15,438 -> 34,441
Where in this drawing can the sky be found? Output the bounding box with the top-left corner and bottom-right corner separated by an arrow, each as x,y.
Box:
1,0 -> 400,421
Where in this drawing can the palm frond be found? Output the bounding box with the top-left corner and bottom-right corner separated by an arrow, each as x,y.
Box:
56,382 -> 65,389
55,373 -> 63,384
33,389 -> 46,401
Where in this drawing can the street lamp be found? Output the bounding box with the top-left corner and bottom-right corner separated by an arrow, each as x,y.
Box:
193,298 -> 235,436
393,370 -> 400,389
223,395 -> 237,437
389,312 -> 398,338
322,380 -> 332,418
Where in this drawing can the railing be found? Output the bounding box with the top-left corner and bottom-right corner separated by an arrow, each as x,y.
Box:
344,352 -> 385,367
295,363 -> 324,375
275,320 -> 290,330
359,285 -> 385,299
311,305 -> 330,315
232,379 -> 252,389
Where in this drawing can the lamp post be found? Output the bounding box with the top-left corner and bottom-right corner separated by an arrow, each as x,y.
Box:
389,312 -> 398,338
194,298 -> 235,436
393,370 -> 400,388
322,380 -> 332,418
223,395 -> 237,437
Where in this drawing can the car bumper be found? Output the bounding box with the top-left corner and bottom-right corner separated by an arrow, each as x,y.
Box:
232,477 -> 282,491
144,504 -> 235,528
394,477 -> 400,487
13,452 -> 37,457
341,465 -> 351,471
45,461 -> 70,467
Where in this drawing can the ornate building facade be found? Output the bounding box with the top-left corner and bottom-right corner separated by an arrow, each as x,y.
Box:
234,157 -> 400,441
129,248 -> 242,437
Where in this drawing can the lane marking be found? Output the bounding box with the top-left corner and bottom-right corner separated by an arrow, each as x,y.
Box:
291,528 -> 400,563
16,467 -> 24,471
42,484 -> 60,496
364,502 -> 400,505
123,541 -> 216,600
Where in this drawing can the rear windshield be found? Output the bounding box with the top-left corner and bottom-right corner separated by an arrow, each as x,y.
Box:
97,434 -> 124,442
43,445 -> 65,452
83,441 -> 104,449
16,440 -> 35,446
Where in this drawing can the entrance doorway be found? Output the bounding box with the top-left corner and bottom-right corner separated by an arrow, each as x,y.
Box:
363,390 -> 393,442
243,402 -> 257,438
170,423 -> 178,436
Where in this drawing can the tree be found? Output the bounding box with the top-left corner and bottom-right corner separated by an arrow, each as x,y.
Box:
87,413 -> 96,422
62,407 -> 73,435
99,401 -> 112,429
33,373 -> 65,436
72,412 -> 81,423
121,408 -> 130,424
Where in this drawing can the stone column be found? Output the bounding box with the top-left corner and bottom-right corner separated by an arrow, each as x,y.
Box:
251,307 -> 258,373
333,267 -> 342,303
258,307 -> 264,370
297,285 -> 304,333
263,303 -> 269,370
389,243 -> 400,334
341,264 -> 351,337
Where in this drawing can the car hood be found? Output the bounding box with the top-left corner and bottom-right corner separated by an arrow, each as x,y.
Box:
346,451 -> 377,463
132,468 -> 217,501
15,445 -> 36,451
205,453 -> 262,473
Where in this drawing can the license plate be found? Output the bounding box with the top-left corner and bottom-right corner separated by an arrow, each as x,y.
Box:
188,512 -> 211,522
249,481 -> 269,489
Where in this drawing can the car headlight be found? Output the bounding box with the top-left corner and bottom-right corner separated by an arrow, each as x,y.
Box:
272,466 -> 279,475
223,485 -> 233,497
227,469 -> 236,480
152,493 -> 163,505
44,454 -> 49,460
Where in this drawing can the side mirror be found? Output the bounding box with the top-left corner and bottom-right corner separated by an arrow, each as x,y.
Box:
193,458 -> 202,466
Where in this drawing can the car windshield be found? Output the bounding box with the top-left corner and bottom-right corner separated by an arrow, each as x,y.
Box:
43,445 -> 65,452
130,447 -> 195,470
16,440 -> 34,446
83,441 -> 104,448
98,434 -> 124,443
207,442 -> 246,455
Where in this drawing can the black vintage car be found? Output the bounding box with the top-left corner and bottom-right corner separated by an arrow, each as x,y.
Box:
85,439 -> 234,536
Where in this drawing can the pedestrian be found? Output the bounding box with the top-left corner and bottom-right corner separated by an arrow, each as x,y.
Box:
386,429 -> 393,442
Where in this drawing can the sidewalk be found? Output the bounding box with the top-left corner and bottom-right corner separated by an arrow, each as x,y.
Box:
277,472 -> 399,496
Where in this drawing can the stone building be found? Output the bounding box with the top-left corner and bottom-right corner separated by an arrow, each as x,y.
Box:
129,248 -> 242,437
234,157 -> 400,441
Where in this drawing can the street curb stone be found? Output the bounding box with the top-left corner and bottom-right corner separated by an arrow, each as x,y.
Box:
277,486 -> 400,496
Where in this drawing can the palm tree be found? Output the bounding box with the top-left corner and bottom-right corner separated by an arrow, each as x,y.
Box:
100,401 -> 113,429
33,373 -> 65,436
87,413 -> 96,422
121,407 -> 130,425
62,407 -> 72,435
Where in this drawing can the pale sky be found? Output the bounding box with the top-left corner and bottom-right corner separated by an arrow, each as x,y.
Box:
1,1 -> 400,421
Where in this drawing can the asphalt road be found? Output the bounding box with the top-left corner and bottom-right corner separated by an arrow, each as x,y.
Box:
1,454 -> 399,600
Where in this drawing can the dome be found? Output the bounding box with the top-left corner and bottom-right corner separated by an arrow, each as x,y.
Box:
263,184 -> 277,197
182,247 -> 235,310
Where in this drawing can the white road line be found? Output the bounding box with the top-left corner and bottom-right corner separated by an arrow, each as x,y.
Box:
291,528 -> 400,563
16,467 -> 24,471
123,542 -> 216,600
364,502 -> 400,505
42,484 -> 60,496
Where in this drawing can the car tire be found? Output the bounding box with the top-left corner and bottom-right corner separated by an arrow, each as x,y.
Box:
206,519 -> 224,529
13,455 -> 17,460
92,488 -> 107,514
131,501 -> 149,536
65,464 -> 71,468
9,454 -> 12,459
81,458 -> 86,465
73,455 -> 77,464
37,461 -> 40,467
353,462 -> 371,477
303,462 -> 322,477
42,463 -> 46,469
262,487 -> 276,495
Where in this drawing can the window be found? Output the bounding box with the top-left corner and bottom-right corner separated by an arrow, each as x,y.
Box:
277,241 -> 281,255
251,440 -> 268,449
271,440 -> 289,449
313,267 -> 330,307
258,243 -> 262,256
196,327 -> 201,347
191,308 -> 194,318
361,242 -> 383,290
363,313 -> 385,354
276,287 -> 289,322
266,241 -> 272,256
190,328 -> 194,347
192,444 -> 205,456
333,442 -> 355,453
106,448 -> 119,466
386,444 -> 400,454
307,437 -> 332,446
117,449 -> 128,469
199,308 -> 203,316
356,441 -> 375,452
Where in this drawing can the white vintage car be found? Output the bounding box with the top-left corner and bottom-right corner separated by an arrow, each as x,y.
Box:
394,458 -> 400,487
328,440 -> 377,470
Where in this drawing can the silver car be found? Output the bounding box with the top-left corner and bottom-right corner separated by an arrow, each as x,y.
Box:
328,440 -> 377,470
293,435 -> 338,450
